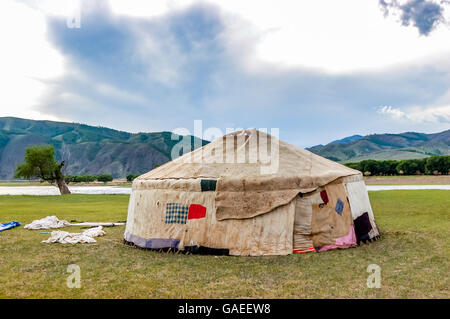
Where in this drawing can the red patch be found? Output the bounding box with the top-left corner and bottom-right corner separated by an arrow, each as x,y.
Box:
188,204 -> 206,220
320,190 -> 329,204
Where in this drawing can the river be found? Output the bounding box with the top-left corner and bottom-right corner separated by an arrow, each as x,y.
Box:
0,185 -> 448,195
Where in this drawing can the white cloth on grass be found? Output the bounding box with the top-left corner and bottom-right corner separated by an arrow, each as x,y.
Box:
24,216 -> 125,230
24,216 -> 71,230
42,226 -> 106,244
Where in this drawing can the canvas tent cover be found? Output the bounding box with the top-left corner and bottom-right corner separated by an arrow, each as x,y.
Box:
125,129 -> 379,255
139,129 -> 360,220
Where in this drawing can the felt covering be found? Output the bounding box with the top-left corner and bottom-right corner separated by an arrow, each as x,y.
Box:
125,184 -> 296,256
311,182 -> 355,248
125,176 -> 377,256
138,129 -> 360,220
125,131 -> 378,256
293,192 -> 319,250
311,204 -> 335,247
325,183 -> 353,240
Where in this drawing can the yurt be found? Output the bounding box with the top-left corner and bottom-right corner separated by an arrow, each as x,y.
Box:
124,129 -> 380,256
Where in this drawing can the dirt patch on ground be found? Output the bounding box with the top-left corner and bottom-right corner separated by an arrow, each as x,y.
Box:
364,175 -> 450,185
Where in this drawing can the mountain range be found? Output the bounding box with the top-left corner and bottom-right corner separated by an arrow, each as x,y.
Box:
0,117 -> 207,180
307,130 -> 450,163
0,117 -> 448,179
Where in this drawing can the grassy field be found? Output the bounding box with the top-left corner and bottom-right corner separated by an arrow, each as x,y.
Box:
0,191 -> 449,299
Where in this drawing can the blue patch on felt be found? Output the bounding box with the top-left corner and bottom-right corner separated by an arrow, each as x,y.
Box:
335,199 -> 344,215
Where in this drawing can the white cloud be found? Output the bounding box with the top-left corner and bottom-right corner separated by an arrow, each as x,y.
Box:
107,0 -> 450,73
0,0 -> 65,121
378,105 -> 406,118
378,105 -> 450,123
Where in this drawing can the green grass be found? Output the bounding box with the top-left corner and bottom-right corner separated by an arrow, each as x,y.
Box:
0,191 -> 449,299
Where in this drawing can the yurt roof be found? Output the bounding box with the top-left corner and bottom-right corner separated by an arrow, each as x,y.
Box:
138,129 -> 360,183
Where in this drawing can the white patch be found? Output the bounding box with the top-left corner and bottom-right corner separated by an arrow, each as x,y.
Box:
108,0 -> 450,73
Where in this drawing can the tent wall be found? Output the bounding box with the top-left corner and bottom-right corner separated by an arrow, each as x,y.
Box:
125,179 -> 295,256
125,174 -> 378,256
293,175 -> 377,252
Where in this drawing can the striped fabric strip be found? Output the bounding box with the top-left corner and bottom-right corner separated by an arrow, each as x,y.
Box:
124,232 -> 180,249
293,247 -> 316,254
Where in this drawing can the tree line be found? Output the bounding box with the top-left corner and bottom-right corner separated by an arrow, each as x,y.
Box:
344,155 -> 450,176
126,174 -> 140,182
126,164 -> 160,182
64,174 -> 113,184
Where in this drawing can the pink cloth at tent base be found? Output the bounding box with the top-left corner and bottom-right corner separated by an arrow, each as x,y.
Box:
318,225 -> 357,252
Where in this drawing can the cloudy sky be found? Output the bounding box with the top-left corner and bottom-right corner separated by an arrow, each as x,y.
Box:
1,0 -> 449,147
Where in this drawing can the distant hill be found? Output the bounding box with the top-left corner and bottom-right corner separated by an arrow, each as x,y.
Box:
0,117 -> 208,180
307,130 -> 450,163
328,134 -> 363,145
3,117 -> 448,179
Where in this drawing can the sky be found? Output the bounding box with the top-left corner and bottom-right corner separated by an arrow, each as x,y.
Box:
0,0 -> 449,147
